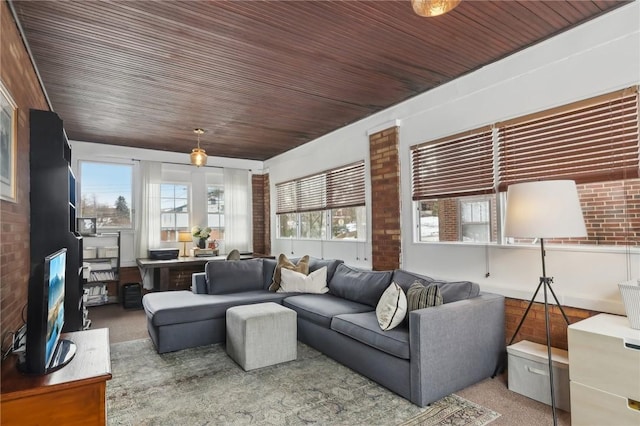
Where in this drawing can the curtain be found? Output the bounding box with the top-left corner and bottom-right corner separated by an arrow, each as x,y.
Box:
223,168 -> 252,253
136,161 -> 161,289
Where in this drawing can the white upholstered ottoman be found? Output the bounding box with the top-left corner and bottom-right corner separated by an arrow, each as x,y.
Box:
226,302 -> 297,371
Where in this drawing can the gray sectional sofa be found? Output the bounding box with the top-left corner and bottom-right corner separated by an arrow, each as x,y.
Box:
142,257 -> 505,407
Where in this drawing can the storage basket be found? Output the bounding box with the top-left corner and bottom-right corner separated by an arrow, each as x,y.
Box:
83,247 -> 97,259
97,246 -> 119,258
618,280 -> 640,330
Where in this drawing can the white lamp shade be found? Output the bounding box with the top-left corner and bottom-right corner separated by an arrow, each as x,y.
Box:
504,180 -> 587,239
178,231 -> 193,242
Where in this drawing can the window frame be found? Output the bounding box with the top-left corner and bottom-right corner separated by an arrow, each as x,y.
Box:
160,182 -> 190,242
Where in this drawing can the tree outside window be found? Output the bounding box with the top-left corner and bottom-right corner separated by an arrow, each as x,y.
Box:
80,161 -> 133,229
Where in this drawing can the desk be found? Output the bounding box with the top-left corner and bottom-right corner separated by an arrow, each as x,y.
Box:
1,328 -> 111,426
137,255 -> 254,291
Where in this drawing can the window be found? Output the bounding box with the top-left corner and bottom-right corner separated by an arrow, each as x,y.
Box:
416,195 -> 496,243
499,87 -> 639,247
460,198 -> 493,243
207,184 -> 225,242
276,161 -> 366,240
412,127 -> 497,243
412,86 -> 639,247
331,206 -> 366,240
80,161 -> 133,229
160,183 -> 189,242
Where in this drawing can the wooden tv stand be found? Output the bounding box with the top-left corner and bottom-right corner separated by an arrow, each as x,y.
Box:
1,328 -> 111,425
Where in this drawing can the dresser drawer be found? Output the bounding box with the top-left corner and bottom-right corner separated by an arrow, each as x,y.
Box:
568,318 -> 640,401
570,381 -> 640,426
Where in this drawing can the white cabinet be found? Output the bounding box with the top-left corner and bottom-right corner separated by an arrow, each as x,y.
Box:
568,313 -> 640,426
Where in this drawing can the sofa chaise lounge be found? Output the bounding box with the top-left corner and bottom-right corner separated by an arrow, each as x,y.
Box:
142,257 -> 505,407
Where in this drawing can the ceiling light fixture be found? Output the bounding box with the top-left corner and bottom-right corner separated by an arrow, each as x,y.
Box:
411,0 -> 461,17
190,128 -> 207,167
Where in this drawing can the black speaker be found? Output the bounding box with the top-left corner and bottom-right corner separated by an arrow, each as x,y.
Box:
121,283 -> 143,309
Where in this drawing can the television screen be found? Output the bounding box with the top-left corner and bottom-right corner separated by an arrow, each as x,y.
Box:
45,248 -> 66,368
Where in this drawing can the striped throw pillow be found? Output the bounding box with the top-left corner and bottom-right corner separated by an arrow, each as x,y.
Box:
407,282 -> 443,312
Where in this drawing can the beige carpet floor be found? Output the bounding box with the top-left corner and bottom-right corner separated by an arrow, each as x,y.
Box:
90,303 -> 570,426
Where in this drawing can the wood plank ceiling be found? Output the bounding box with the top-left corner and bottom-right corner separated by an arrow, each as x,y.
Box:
11,0 -> 628,161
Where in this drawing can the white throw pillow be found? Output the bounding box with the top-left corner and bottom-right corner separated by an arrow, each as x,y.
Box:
376,282 -> 407,331
278,266 -> 329,294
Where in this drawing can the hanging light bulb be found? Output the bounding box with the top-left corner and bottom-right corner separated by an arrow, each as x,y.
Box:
411,0 -> 461,17
190,128 -> 207,167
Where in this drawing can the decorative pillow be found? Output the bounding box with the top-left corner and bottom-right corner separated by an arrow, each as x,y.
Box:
278,266 -> 328,294
407,282 -> 443,311
268,253 -> 310,292
375,282 -> 407,331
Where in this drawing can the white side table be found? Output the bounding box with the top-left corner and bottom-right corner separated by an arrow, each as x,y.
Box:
568,313 -> 640,426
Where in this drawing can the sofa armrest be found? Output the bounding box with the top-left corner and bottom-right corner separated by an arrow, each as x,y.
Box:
192,272 -> 207,294
408,292 -> 504,406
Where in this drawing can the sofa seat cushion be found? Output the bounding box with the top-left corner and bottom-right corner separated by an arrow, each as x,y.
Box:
143,290 -> 287,326
331,312 -> 410,360
282,294 -> 373,328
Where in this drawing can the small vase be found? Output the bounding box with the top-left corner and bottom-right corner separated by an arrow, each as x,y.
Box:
198,238 -> 207,249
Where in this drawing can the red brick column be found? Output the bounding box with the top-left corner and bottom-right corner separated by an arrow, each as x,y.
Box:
251,173 -> 270,255
369,127 -> 401,271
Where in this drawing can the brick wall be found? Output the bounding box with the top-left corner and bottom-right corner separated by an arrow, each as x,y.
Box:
551,178 -> 640,246
0,2 -> 50,337
505,298 -> 599,350
251,173 -> 270,255
369,127 -> 401,271
439,198 -> 459,242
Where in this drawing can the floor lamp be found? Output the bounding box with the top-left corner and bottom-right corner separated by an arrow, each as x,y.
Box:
503,180 -> 587,426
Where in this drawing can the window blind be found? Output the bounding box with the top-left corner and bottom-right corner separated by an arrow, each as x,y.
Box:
326,162 -> 365,209
276,161 -> 365,213
497,87 -> 639,190
411,126 -> 494,200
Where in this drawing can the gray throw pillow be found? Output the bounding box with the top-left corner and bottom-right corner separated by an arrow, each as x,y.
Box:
328,263 -> 392,307
406,282 -> 443,312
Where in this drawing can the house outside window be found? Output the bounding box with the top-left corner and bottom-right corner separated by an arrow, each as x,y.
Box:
160,183 -> 189,242
79,161 -> 133,230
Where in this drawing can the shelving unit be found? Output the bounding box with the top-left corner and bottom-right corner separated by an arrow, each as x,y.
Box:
29,109 -> 84,332
83,232 -> 121,307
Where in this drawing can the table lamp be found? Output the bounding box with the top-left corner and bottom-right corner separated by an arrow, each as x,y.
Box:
178,231 -> 192,257
504,180 -> 587,426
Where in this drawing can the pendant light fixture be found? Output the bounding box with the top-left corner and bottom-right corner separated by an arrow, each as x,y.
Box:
190,128 -> 207,167
411,0 -> 461,17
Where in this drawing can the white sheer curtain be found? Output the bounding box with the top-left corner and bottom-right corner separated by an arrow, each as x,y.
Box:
223,168 -> 252,254
135,161 -> 161,289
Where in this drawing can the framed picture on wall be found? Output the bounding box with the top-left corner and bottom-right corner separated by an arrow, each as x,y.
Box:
77,217 -> 97,235
0,81 -> 17,203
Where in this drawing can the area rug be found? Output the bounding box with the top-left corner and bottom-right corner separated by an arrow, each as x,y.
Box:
107,338 -> 500,425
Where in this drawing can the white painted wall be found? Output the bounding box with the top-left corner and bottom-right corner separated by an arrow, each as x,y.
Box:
265,2 -> 640,314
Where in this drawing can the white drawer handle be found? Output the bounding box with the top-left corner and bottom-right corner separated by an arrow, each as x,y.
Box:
526,365 -> 549,376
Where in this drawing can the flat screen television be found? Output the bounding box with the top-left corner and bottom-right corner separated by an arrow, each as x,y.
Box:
18,248 -> 76,375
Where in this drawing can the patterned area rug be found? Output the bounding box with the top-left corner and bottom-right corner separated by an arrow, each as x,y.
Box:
107,339 -> 499,425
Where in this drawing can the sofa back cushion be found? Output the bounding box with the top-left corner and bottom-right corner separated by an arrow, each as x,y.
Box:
328,263 -> 392,307
391,269 -> 480,304
205,258 -> 264,295
308,258 -> 344,283
262,258 -> 277,290
431,280 -> 480,304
